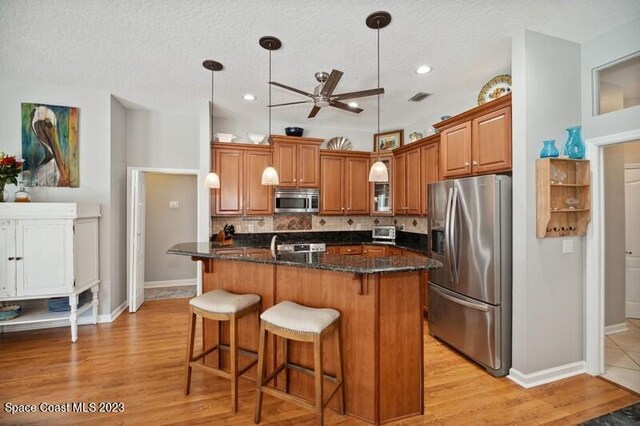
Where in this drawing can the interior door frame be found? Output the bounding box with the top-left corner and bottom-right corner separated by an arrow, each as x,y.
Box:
585,129 -> 640,375
126,167 -> 199,312
624,165 -> 640,317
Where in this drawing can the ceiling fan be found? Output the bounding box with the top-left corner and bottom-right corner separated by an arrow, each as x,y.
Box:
268,69 -> 384,118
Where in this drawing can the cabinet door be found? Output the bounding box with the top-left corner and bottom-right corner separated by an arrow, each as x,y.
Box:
338,245 -> 363,255
345,156 -> 370,215
393,153 -> 407,215
214,148 -> 244,215
320,156 -> 345,214
405,148 -> 422,215
421,143 -> 439,215
0,220 -> 16,298
274,142 -> 297,188
245,150 -> 273,215
18,220 -> 74,296
387,246 -> 403,256
472,106 -> 512,174
363,245 -> 386,257
298,144 -> 320,188
441,122 -> 472,178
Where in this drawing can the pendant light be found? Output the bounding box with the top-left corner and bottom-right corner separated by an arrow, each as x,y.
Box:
367,11 -> 391,183
203,59 -> 223,189
259,36 -> 282,186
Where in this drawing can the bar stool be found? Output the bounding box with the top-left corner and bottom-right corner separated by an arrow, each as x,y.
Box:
185,289 -> 261,413
254,301 -> 344,425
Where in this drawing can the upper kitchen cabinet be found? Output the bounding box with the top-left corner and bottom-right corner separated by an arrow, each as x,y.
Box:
420,137 -> 440,215
370,152 -> 393,215
211,143 -> 273,216
393,134 -> 439,216
272,135 -> 323,188
435,93 -> 511,178
320,151 -> 370,215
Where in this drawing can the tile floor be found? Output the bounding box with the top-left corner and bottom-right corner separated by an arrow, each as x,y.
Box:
604,318 -> 640,394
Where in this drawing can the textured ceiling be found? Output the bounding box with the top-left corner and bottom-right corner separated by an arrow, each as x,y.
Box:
1,0 -> 639,131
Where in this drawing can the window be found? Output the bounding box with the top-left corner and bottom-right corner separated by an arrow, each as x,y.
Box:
594,52 -> 640,115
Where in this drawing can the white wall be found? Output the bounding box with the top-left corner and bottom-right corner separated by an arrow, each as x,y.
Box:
127,109 -> 199,168
581,18 -> 640,140
511,31 -> 583,376
110,96 -> 128,312
0,79 -> 114,315
144,173 -> 197,283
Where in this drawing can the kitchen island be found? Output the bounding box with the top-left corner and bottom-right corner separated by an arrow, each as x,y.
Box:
169,242 -> 441,425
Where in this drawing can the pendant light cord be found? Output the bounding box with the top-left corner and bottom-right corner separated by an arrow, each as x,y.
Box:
211,69 -> 214,141
268,48 -> 272,139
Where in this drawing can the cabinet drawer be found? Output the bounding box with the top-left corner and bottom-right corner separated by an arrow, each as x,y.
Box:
387,247 -> 403,256
325,246 -> 340,255
338,245 -> 363,255
363,245 -> 386,257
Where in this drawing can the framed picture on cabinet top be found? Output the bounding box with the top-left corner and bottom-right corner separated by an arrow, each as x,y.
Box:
374,129 -> 403,152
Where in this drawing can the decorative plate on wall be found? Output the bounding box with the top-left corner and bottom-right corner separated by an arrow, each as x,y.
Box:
326,137 -> 352,151
477,74 -> 512,105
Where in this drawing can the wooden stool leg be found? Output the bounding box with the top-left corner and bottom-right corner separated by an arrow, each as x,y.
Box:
254,321 -> 267,424
313,334 -> 324,426
334,322 -> 345,415
184,309 -> 197,395
283,337 -> 290,393
230,314 -> 239,413
217,320 -> 223,369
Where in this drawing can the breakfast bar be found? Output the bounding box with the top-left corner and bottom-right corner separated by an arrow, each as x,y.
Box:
169,242 -> 441,424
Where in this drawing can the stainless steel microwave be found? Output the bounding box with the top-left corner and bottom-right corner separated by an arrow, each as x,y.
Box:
274,189 -> 319,213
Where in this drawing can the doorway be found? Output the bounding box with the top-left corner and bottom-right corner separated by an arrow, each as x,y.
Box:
127,167 -> 199,312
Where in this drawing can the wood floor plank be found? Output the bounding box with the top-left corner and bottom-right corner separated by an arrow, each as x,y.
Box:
0,298 -> 637,425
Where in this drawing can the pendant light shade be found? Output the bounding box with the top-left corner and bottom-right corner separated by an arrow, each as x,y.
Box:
204,172 -> 220,188
261,166 -> 280,185
203,59 -> 223,189
367,11 -> 391,183
369,159 -> 389,182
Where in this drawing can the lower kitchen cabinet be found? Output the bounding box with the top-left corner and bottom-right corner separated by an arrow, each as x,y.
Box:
320,151 -> 370,215
338,245 -> 364,255
363,245 -> 385,257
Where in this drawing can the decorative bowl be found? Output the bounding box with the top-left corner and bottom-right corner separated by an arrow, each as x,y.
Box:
247,133 -> 267,144
565,198 -> 580,209
216,133 -> 236,142
326,136 -> 352,151
0,304 -> 22,321
285,127 -> 304,137
440,115 -> 452,121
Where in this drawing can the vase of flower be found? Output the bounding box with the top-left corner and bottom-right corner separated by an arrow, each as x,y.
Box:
540,139 -> 560,158
564,125 -> 585,159
0,152 -> 24,202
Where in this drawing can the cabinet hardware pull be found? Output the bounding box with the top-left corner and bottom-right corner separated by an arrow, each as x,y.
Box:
347,207 -> 351,210
8,257 -> 15,260
464,161 -> 470,167
472,161 -> 478,166
294,179 -> 297,182
300,178 -> 303,182
15,257 -> 22,261
626,251 -> 633,254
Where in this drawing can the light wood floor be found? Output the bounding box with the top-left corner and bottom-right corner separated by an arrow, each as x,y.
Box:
0,299 -> 636,425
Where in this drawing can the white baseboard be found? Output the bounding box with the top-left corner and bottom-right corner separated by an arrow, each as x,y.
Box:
605,322 -> 629,335
508,361 -> 585,388
145,279 -> 197,289
626,302 -> 640,318
99,300 -> 128,323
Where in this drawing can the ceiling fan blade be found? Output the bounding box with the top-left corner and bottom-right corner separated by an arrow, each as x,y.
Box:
330,101 -> 363,114
268,100 -> 313,107
269,81 -> 314,97
308,106 -> 321,118
332,87 -> 385,101
320,69 -> 344,97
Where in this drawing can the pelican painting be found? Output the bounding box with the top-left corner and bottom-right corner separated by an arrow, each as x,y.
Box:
21,103 -> 79,187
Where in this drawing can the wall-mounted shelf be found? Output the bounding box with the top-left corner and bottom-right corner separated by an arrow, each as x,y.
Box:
536,158 -> 591,238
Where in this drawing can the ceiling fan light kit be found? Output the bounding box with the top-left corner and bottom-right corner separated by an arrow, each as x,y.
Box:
203,59 -> 223,189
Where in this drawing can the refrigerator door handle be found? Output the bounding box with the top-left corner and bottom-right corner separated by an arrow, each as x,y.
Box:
444,187 -> 455,282
431,285 -> 489,312
449,186 -> 459,284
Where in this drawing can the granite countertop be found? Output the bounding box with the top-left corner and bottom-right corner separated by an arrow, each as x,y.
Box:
168,242 -> 441,274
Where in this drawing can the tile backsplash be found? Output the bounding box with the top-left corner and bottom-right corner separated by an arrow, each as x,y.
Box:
211,214 -> 428,235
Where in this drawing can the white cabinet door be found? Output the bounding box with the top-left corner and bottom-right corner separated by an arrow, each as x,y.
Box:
17,220 -> 74,296
0,220 -> 16,298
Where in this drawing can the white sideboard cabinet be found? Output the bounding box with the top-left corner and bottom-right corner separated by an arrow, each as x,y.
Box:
0,203 -> 100,342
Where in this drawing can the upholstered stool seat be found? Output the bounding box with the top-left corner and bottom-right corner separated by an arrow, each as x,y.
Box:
184,289 -> 261,413
254,301 -> 344,425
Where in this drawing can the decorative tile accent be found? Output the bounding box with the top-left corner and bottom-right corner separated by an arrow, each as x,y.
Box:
257,218 -> 266,227
319,219 -> 326,226
393,219 -> 398,225
413,219 -> 418,227
273,214 -> 312,231
373,218 -> 380,225
347,219 -> 354,225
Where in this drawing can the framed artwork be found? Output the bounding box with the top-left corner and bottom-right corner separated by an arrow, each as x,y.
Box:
21,103 -> 79,187
374,129 -> 403,152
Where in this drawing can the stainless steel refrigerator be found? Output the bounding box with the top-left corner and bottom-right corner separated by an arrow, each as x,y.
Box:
427,175 -> 511,377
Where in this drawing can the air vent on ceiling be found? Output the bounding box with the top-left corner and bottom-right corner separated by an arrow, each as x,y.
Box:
408,92 -> 432,102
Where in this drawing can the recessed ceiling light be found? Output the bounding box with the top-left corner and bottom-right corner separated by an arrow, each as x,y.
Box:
348,102 -> 359,108
415,65 -> 433,75
243,94 -> 256,101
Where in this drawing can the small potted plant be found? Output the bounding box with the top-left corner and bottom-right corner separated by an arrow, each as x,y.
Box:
0,152 -> 23,202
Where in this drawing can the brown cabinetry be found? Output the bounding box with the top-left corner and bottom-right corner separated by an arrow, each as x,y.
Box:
369,153 -> 394,215
435,94 -> 512,179
393,134 -> 439,216
320,151 -> 370,215
211,143 -> 273,216
363,245 -> 386,257
338,245 -> 364,255
421,141 -> 440,215
272,135 -> 322,188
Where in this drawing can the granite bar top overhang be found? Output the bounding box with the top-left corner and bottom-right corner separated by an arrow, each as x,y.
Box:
168,242 -> 441,274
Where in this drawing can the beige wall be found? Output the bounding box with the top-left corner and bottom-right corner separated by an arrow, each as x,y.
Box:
145,173 -> 197,283
625,141 -> 640,164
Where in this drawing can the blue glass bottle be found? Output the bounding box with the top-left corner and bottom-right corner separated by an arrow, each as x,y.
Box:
540,140 -> 559,158
564,126 -> 584,159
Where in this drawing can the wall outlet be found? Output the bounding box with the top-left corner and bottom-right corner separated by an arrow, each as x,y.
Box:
563,239 -> 573,254
247,224 -> 254,233
356,224 -> 362,230
398,224 -> 406,231
169,201 -> 179,208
